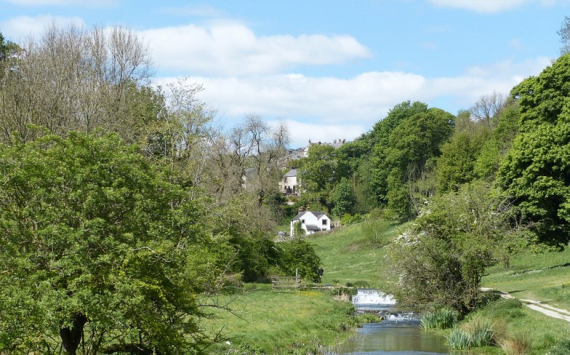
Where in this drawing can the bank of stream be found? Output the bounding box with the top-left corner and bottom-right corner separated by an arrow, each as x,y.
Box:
340,289 -> 451,355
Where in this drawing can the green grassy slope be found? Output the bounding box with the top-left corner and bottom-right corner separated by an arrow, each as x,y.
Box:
306,221 -> 404,288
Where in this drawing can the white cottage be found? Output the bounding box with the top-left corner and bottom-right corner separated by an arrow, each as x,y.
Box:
290,211 -> 331,236
279,169 -> 298,195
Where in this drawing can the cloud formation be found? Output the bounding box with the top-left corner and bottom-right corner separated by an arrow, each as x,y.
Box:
0,15 -> 85,39
139,22 -> 372,76
155,56 -> 550,146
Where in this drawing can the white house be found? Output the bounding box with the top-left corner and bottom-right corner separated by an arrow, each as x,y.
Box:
290,211 -> 331,236
279,168 -> 298,195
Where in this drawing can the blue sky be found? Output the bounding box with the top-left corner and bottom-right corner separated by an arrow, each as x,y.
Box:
0,0 -> 567,147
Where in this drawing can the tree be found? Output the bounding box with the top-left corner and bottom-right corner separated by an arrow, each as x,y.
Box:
498,54 -> 570,245
384,107 -> 455,218
0,132 -> 221,354
388,182 -> 531,314
369,101 -> 429,205
558,15 -> 570,55
470,91 -> 507,129
0,24 -> 153,143
298,144 -> 341,210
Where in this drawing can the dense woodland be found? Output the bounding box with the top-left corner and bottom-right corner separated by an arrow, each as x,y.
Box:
0,22 -> 569,354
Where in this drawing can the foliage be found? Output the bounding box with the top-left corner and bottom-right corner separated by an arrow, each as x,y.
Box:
279,238 -> 322,283
388,181 -> 531,313
383,107 -> 455,218
420,308 -> 458,330
297,144 -> 342,210
0,132 -> 222,354
369,101 -> 429,206
498,54 -> 570,245
331,178 -> 355,217
447,318 -> 495,350
0,25 -> 154,144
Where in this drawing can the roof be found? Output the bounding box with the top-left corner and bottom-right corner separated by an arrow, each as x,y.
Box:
305,224 -> 321,231
284,169 -> 297,178
291,211 -> 329,221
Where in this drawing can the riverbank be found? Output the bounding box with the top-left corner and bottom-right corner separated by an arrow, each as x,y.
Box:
201,284 -> 358,354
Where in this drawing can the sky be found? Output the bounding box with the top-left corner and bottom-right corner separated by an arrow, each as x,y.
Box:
0,0 -> 568,147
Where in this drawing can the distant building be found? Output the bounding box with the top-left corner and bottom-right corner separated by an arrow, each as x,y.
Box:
279,168 -> 298,195
290,211 -> 331,236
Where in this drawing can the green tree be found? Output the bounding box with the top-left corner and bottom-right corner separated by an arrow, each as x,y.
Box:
298,144 -> 340,209
279,239 -> 322,283
369,101 -> 429,205
0,132 -> 220,354
331,177 -> 355,217
498,54 -> 570,245
388,182 -> 531,313
384,107 -> 455,218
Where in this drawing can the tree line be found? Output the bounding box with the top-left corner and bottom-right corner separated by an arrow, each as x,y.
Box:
291,32 -> 570,314
0,25 -> 321,354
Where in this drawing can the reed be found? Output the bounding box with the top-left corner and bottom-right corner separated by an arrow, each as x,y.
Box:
420,308 -> 457,329
447,317 -> 494,350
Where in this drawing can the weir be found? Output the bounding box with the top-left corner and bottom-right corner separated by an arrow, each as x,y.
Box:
342,289 -> 450,354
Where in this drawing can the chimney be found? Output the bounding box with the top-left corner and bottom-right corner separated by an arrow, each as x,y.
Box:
306,205 -> 310,211
333,139 -> 337,144
342,139 -> 346,144
298,206 -> 304,212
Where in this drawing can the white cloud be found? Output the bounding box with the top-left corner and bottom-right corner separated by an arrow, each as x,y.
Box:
428,0 -> 559,13
0,15 -> 85,40
154,56 -> 551,146
284,120 -> 366,148
139,22 -> 372,76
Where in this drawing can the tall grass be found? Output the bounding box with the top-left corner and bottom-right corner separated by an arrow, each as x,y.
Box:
447,318 -> 494,350
499,332 -> 532,355
420,308 -> 457,329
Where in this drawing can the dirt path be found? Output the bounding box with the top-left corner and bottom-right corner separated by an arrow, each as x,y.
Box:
481,288 -> 570,323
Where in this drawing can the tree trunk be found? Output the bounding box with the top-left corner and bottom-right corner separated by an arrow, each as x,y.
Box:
60,313 -> 88,355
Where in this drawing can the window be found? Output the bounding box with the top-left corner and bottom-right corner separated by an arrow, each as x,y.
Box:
301,219 -> 305,223
322,219 -> 327,225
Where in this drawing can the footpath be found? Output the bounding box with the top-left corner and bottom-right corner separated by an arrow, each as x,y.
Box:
481,288 -> 570,323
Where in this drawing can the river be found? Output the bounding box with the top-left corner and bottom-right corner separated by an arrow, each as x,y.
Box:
339,289 -> 451,355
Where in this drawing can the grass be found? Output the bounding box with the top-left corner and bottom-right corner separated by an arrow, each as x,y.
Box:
482,247 -> 570,309
200,284 -> 357,354
421,308 -> 458,329
305,220 -> 404,287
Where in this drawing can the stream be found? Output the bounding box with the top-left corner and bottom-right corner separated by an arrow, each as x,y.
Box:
339,289 -> 451,355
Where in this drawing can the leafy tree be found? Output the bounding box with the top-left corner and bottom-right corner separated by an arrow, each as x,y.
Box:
279,239 -> 322,283
437,129 -> 489,192
384,107 -> 455,218
297,144 -> 340,209
331,178 -> 355,217
388,182 -> 532,314
369,101 -> 429,205
498,54 -> 570,245
0,132 -> 221,354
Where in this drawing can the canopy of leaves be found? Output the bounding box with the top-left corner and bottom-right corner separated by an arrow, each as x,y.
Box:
0,132 -> 220,354
498,54 -> 570,245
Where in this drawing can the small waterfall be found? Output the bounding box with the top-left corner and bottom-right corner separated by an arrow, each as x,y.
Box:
352,289 -> 396,307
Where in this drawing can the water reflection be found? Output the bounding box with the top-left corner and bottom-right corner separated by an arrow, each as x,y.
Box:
340,320 -> 450,354
342,289 -> 451,355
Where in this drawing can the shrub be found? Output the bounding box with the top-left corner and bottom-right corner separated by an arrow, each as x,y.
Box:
448,327 -> 471,350
421,308 -> 457,329
447,318 -> 494,350
499,332 -> 532,355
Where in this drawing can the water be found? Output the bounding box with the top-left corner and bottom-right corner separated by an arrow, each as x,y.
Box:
340,290 -> 450,355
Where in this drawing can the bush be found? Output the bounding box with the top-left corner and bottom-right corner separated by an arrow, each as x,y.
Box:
421,308 -> 457,329
279,238 -> 322,282
499,332 -> 532,355
447,318 -> 494,350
